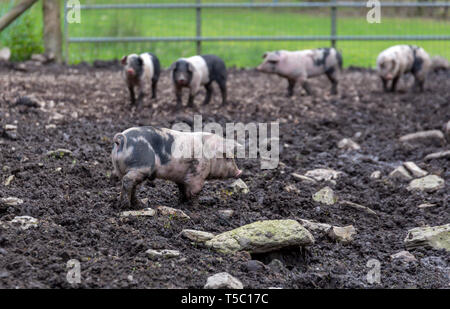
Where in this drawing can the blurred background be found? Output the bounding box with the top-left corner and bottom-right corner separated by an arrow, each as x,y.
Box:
0,0 -> 449,67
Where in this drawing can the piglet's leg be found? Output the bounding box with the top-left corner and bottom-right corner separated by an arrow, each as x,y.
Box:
203,82 -> 213,105
175,86 -> 183,109
217,78 -> 227,106
381,77 -> 389,92
151,79 -> 158,99
390,76 -> 400,92
286,79 -> 296,97
128,86 -> 136,105
120,170 -> 146,209
183,178 -> 205,200
325,70 -> 338,95
300,79 -> 313,96
136,85 -> 145,108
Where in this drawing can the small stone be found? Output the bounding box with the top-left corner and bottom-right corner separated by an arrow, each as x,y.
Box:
0,47 -> 11,61
399,130 -> 445,144
3,175 -> 14,186
218,209 -> 234,219
1,197 -> 24,206
9,216 -> 39,230
156,206 -> 190,220
146,249 -> 180,259
284,184 -> 300,194
305,169 -> 342,182
181,229 -> 215,242
407,175 -> 445,192
337,138 -> 361,151
291,173 -> 316,183
204,272 -> 243,289
403,162 -> 428,178
404,224 -> 450,251
424,150 -> 450,161
328,225 -> 356,243
120,208 -> 156,217
340,200 -> 377,216
390,250 -> 417,263
4,124 -> 17,131
389,166 -> 413,181
312,186 -> 337,205
245,260 -> 265,272
46,149 -> 73,158
370,171 -> 381,179
418,203 -> 437,209
229,179 -> 249,194
268,259 -> 285,273
45,124 -> 57,130
299,219 -> 332,233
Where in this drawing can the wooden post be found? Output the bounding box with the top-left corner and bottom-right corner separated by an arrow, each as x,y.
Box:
43,0 -> 63,62
0,0 -> 39,32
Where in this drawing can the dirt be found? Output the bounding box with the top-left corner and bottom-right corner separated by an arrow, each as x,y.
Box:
0,61 -> 448,288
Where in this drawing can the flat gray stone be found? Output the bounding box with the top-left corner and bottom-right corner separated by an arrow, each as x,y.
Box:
181,229 -> 215,242
120,208 -> 156,217
404,224 -> 450,251
312,186 -> 337,205
204,272 -> 243,289
305,169 -> 342,182
146,249 -> 180,259
407,175 -> 445,192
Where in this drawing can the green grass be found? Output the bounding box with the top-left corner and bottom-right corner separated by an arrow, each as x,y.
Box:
1,0 -> 449,67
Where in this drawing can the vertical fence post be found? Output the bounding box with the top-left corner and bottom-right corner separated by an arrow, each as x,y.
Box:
330,0 -> 337,48
63,0 -> 68,63
43,0 -> 63,62
196,0 -> 202,54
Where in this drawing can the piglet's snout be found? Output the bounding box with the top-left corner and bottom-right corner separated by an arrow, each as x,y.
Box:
127,68 -> 135,76
235,169 -> 242,178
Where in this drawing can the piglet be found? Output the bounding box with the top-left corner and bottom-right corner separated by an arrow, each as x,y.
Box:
257,48 -> 342,96
376,45 -> 431,92
121,52 -> 161,107
111,126 -> 242,208
170,55 -> 227,108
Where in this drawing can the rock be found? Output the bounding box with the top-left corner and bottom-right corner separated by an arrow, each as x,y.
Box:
0,47 -> 11,61
407,175 -> 445,192
404,224 -> 450,251
328,225 -> 356,243
218,209 -> 234,219
3,175 -> 14,186
444,120 -> 450,138
390,250 -> 417,263
120,208 -> 156,217
418,203 -> 437,209
337,138 -> 361,151
305,169 -> 342,182
389,166 -> 413,181
399,130 -> 445,144
403,162 -> 428,178
268,259 -> 285,272
46,149 -> 73,158
205,219 -> 314,254
424,150 -> 450,161
291,173 -> 316,184
245,260 -> 266,272
45,124 -> 57,130
9,216 -> 39,230
299,219 -> 332,233
146,249 -> 180,259
312,186 -> 337,205
1,197 -> 24,206
229,179 -> 249,194
181,229 -> 215,242
340,200 -> 377,216
284,184 -> 300,194
370,171 -> 381,179
204,272 -> 243,289
4,124 -> 17,131
156,206 -> 190,220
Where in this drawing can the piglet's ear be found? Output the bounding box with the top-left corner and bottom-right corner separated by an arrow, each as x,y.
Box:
188,62 -> 195,73
137,57 -> 143,66
262,52 -> 268,59
169,61 -> 177,71
121,56 -> 127,65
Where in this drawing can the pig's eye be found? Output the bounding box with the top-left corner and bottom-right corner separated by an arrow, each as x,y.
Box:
268,60 -> 278,64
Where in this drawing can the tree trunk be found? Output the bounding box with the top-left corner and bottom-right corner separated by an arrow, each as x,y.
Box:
43,0 -> 62,63
0,0 -> 39,32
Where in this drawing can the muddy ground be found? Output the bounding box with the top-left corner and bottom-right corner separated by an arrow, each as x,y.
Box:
0,61 -> 448,288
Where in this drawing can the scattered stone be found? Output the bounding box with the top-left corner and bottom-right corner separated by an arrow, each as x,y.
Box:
14,96 -> 41,108
4,124 -> 17,131
268,259 -> 285,273
305,168 -> 342,182
1,197 -> 24,206
444,120 -> 450,139
399,130 -> 445,144
3,175 -> 14,186
337,138 -> 361,151
418,203 -> 437,209
403,162 -> 428,178
312,186 -> 337,205
205,219 -> 314,254
181,229 -> 215,242
291,173 -> 316,184
424,150 -> 450,161
146,249 -> 180,259
204,272 -> 243,289
299,219 -> 332,233
0,47 -> 11,61
284,184 -> 300,194
9,216 -> 39,230
389,166 -> 413,181
407,175 -> 445,192
390,250 -> 417,263
328,225 -> 357,243
245,260 -> 266,272
120,208 -> 156,217
45,124 -> 57,130
229,179 -> 249,194
46,148 -> 73,158
404,224 -> 450,251
156,206 -> 190,220
370,170 -> 381,179
218,209 -> 234,219
340,200 -> 377,216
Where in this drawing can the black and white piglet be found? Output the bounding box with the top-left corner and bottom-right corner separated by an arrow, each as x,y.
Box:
170,55 -> 227,108
121,52 -> 161,107
111,126 -> 242,208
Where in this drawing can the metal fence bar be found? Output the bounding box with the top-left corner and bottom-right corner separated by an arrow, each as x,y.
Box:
331,0 -> 337,48
196,0 -> 202,54
68,35 -> 450,43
